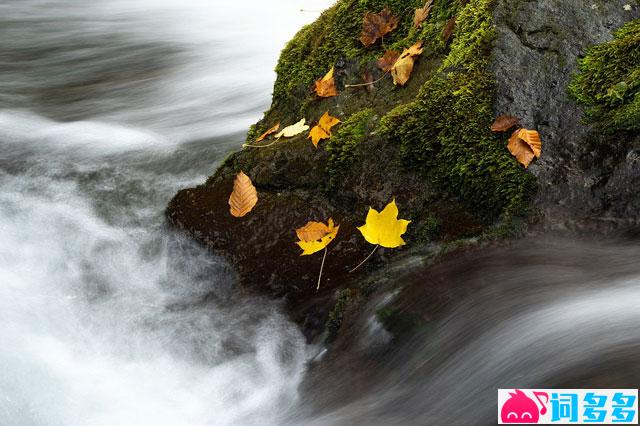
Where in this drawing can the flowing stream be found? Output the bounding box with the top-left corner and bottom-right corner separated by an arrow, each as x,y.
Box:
0,1 -> 331,425
1,2 -> 639,425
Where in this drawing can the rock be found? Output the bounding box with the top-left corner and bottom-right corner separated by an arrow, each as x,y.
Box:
492,0 -> 640,231
166,0 -> 639,328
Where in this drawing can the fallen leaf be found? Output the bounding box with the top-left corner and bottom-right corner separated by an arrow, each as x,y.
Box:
377,50 -> 401,73
491,115 -> 520,132
314,67 -> 338,98
508,128 -> 542,168
442,16 -> 456,44
296,218 -> 340,256
275,118 -> 310,139
414,0 -> 434,28
228,171 -> 258,218
308,111 -> 341,148
391,41 -> 424,86
255,122 -> 280,142
296,221 -> 330,242
357,199 -> 411,248
360,7 -> 399,47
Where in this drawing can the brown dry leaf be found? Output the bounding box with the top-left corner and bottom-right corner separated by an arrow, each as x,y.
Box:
360,7 -> 399,47
391,41 -> 424,86
255,122 -> 280,142
314,67 -> 338,98
308,111 -> 341,148
228,171 -> 258,218
377,50 -> 401,73
442,16 -> 456,44
508,128 -> 543,168
490,115 -> 520,132
414,0 -> 434,28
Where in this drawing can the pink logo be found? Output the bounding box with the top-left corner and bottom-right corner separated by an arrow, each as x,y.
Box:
500,389 -> 549,423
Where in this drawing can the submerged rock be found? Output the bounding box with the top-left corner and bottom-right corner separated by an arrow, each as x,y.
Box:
167,0 -> 639,335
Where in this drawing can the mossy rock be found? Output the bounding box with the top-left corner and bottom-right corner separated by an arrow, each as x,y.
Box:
167,0 -> 536,304
569,19 -> 640,133
166,0 -> 639,321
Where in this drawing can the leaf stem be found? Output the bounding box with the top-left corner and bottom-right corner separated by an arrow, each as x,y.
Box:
344,72 -> 390,89
243,137 -> 282,149
317,247 -> 328,291
349,245 -> 379,273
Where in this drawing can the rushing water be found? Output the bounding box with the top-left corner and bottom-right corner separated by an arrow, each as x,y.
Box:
0,1 -> 331,425
1,1 -> 639,425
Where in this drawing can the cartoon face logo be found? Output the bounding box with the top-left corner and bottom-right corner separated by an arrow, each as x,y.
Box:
501,389 -> 548,424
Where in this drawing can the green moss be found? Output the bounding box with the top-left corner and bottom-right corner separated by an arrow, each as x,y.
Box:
569,20 -> 640,133
380,0 -> 536,221
266,0 -> 471,125
325,108 -> 376,190
325,289 -> 353,343
245,124 -> 259,143
411,215 -> 442,243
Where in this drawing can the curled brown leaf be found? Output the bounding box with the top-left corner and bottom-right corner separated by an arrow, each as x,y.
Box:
414,0 -> 433,28
360,7 -> 399,47
490,115 -> 520,132
507,128 -> 542,168
442,16 -> 456,44
255,122 -> 280,142
377,50 -> 401,73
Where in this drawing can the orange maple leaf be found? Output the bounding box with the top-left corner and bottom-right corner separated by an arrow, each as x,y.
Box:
314,67 -> 338,98
308,111 -> 341,148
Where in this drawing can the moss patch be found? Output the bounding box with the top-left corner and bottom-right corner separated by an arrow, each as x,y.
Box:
325,108 -> 376,190
380,0 -> 536,221
325,289 -> 353,343
569,19 -> 640,133
253,0 -> 479,132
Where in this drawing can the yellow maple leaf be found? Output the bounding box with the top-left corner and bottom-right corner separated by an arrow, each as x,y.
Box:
296,218 -> 340,256
308,111 -> 341,148
357,199 -> 410,248
275,118 -> 310,139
